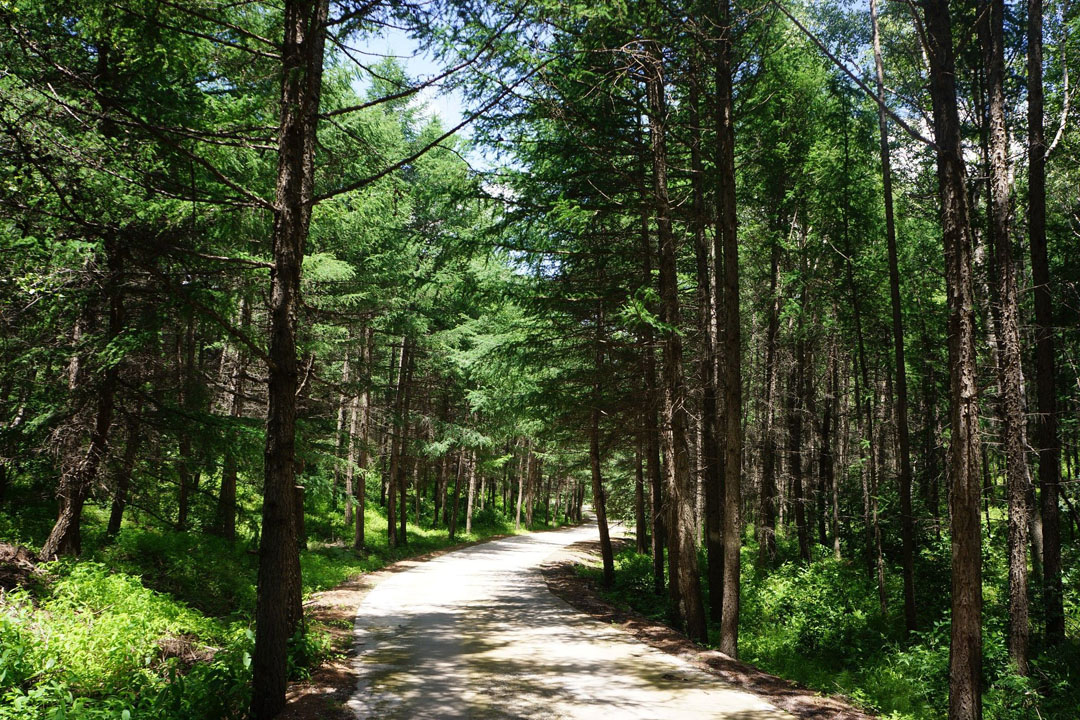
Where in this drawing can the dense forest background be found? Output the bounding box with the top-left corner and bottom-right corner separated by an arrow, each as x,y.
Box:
1,0 -> 1078,719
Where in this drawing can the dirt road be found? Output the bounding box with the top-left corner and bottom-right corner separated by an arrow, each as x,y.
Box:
348,523 -> 791,719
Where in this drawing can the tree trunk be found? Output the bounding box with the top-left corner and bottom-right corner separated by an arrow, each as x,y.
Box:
41,237 -> 124,560
515,441 -> 526,530
789,320 -> 811,563
635,434 -> 648,553
251,1 -> 328,716
338,347 -> 352,524
387,338 -> 408,548
646,42 -> 707,643
465,449 -> 478,535
525,454 -> 538,527
758,239 -> 781,564
823,339 -> 841,559
715,0 -> 743,657
215,299 -> 249,541
449,449 -> 464,540
976,0 -> 1031,671
639,166 -> 666,597
107,405 -> 141,537
176,313 -> 198,532
397,348 -> 413,547
1028,0 -> 1064,647
353,325 -> 373,551
871,0 -> 917,634
590,400 -> 615,586
920,3 -> 984,718
689,64 -> 724,622
434,452 -> 448,529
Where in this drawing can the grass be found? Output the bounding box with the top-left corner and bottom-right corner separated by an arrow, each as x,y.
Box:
0,486 -> 545,720
579,528 -> 1080,720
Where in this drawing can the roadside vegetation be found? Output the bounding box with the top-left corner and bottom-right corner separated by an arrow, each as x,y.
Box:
580,531 -> 1079,720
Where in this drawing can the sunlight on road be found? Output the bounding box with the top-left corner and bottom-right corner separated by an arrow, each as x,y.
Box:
348,524 -> 792,720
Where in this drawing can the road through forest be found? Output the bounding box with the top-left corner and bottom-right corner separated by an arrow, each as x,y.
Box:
348,522 -> 793,720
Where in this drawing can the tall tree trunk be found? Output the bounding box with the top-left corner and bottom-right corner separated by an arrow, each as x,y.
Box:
920,4 -> 984,718
41,237 -> 124,560
689,62 -> 724,622
715,0 -> 743,658
397,347 -> 413,547
977,0 -> 1031,672
514,441 -> 527,530
251,1 -> 328,716
590,390 -> 615,586
465,449 -> 478,535
1028,0 -> 1064,647
789,313 -> 811,563
645,43 -> 707,643
107,405 -> 141,537
823,338 -> 841,559
639,168 -> 666,597
337,347 -> 352,523
434,452 -> 448,529
386,338 -> 408,548
176,313 -> 198,532
635,434 -> 648,553
353,325 -> 373,551
525,454 -> 538,527
758,239 -> 781,564
344,391 -> 360,533
871,0 -> 917,634
842,102 -> 888,614
215,298 -> 249,541
449,449 -> 464,540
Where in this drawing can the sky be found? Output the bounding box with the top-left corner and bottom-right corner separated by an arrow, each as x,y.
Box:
355,25 -> 468,134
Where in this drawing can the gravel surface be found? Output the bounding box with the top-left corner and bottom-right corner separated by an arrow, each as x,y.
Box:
348,522 -> 792,720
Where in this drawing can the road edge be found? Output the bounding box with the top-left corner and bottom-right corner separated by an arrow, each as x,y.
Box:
538,537 -> 877,720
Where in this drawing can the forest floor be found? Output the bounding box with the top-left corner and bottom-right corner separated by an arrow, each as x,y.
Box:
290,521 -> 819,720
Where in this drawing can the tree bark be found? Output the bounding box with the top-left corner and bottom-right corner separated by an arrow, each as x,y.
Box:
337,347 -> 352,524
449,449 -> 464,540
1028,0 -> 1064,647
920,3 -> 984,718
689,62 -> 724,621
514,441 -> 526,530
870,0 -> 917,634
977,0 -> 1030,672
353,325 -> 373,551
41,237 -> 124,560
590,398 -> 615,586
215,298 -> 249,541
823,338 -> 841,559
397,348 -> 413,546
789,313 -> 811,563
251,1 -> 328,716
645,43 -> 706,643
715,0 -> 743,657
387,338 -> 408,548
758,238 -> 781,564
465,449 -> 478,535
107,405 -> 141,537
635,434 -> 648,553
639,167 -> 666,597
176,313 -> 198,532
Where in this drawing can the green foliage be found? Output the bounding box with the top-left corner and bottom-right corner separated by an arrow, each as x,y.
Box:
0,561 -> 251,720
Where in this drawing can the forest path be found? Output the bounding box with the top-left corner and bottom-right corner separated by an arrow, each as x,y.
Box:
348,521 -> 792,720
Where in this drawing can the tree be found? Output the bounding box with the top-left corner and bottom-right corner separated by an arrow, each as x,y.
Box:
919,2 -> 985,718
